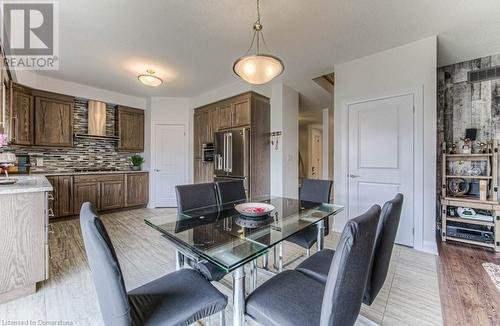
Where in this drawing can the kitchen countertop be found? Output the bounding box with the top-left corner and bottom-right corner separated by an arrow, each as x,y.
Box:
29,170 -> 149,176
0,175 -> 53,195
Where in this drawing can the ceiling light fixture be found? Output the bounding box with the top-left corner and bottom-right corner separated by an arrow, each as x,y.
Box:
233,0 -> 284,85
138,69 -> 163,87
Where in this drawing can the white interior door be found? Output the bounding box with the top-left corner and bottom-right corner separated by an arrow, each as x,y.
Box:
348,94 -> 414,246
309,127 -> 323,179
154,124 -> 187,207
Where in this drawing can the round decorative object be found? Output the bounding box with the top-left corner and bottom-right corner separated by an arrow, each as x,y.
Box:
469,166 -> 482,176
235,202 -> 275,218
448,178 -> 470,197
235,215 -> 274,228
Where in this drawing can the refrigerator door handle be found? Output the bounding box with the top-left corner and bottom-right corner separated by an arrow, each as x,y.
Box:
227,132 -> 233,173
223,133 -> 228,172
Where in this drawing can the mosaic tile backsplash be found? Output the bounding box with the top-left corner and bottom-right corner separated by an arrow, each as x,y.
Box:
0,98 -> 138,173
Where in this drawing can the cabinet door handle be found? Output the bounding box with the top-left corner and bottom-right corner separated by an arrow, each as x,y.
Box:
48,223 -> 55,234
48,208 -> 55,217
48,193 -> 54,201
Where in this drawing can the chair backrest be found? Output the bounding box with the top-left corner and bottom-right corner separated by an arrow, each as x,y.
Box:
363,193 -> 404,305
215,179 -> 246,205
300,179 -> 333,236
320,205 -> 381,326
300,179 -> 332,203
175,183 -> 218,213
79,202 -> 130,326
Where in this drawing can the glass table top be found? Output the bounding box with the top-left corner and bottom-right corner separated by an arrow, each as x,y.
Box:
145,196 -> 344,273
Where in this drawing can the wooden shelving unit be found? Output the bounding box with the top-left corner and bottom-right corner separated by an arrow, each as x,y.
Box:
441,141 -> 500,252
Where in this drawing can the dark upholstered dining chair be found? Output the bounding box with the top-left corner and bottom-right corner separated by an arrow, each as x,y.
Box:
246,205 -> 381,326
215,179 -> 247,206
273,179 -> 333,271
295,193 -> 404,306
175,183 -> 227,282
79,202 -> 227,326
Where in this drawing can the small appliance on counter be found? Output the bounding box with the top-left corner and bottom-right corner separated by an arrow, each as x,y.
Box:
0,152 -> 17,184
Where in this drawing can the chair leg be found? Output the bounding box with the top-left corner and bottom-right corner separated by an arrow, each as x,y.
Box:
251,260 -> 257,291
175,250 -> 184,270
219,309 -> 226,326
278,242 -> 283,272
262,253 -> 269,270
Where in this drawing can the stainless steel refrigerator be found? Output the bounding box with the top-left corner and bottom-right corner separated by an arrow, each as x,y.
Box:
214,128 -> 250,190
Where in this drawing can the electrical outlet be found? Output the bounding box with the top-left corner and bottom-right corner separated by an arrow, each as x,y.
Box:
37,157 -> 44,167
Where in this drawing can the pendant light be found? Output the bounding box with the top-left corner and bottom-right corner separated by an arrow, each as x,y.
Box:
138,69 -> 163,87
233,0 -> 284,85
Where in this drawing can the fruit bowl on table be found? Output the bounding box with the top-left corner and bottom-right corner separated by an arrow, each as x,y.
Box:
235,202 -> 275,218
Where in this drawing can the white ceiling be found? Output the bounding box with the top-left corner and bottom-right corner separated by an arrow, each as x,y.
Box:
30,0 -> 500,107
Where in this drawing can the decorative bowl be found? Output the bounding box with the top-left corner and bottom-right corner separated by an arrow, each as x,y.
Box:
234,202 -> 275,218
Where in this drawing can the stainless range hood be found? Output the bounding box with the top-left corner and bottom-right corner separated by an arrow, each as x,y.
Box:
74,100 -> 119,140
88,100 -> 107,136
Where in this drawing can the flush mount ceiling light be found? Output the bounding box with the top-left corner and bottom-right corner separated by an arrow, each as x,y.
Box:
233,0 -> 284,85
138,69 -> 163,87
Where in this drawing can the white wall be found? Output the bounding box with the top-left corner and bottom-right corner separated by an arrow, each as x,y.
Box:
16,71 -> 147,109
333,36 -> 437,254
147,97 -> 192,207
271,83 -> 299,199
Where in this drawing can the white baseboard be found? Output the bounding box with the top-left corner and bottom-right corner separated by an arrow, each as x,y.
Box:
421,240 -> 438,255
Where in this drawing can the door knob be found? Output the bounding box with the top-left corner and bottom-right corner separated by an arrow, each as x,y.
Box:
349,174 -> 360,178
154,169 -> 160,172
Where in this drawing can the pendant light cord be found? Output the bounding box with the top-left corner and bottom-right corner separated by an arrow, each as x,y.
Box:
244,0 -> 272,56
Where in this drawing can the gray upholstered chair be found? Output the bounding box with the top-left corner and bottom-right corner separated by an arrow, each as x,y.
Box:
215,179 -> 247,206
175,183 -> 226,282
79,202 -> 227,326
295,193 -> 404,306
287,179 -> 333,253
246,205 -> 381,326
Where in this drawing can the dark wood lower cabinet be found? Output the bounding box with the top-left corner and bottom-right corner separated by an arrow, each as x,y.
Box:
73,181 -> 100,214
125,173 -> 149,207
100,179 -> 125,210
47,172 -> 148,217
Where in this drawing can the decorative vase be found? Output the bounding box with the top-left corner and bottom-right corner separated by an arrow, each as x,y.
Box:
131,165 -> 141,171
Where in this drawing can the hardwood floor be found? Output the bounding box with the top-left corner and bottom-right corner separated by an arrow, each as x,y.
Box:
437,239 -> 500,326
0,208 -> 443,325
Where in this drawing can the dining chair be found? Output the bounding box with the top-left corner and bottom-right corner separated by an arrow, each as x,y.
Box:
295,193 -> 404,306
215,179 -> 247,206
274,178 -> 332,271
246,205 -> 381,326
79,202 -> 228,326
175,183 -> 227,282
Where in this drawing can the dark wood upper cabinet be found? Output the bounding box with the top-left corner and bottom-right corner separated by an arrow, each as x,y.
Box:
125,172 -> 149,207
218,103 -> 232,130
193,110 -> 204,159
117,106 -> 144,152
231,97 -> 251,127
10,83 -> 34,145
34,96 -> 74,147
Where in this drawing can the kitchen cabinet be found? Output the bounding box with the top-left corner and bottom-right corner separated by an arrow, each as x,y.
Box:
193,111 -> 204,159
117,106 -> 144,152
218,102 -> 232,130
34,95 -> 74,147
46,175 -> 74,218
194,159 -> 214,184
73,176 -> 100,214
125,172 -> 149,207
100,178 -> 125,210
193,92 -> 270,197
10,83 -> 34,145
0,189 -> 49,303
231,97 -> 251,127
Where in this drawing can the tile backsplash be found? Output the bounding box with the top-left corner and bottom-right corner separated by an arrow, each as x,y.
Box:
1,98 -> 138,173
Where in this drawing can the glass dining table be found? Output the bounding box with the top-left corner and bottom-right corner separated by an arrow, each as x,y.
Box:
145,196 -> 344,326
